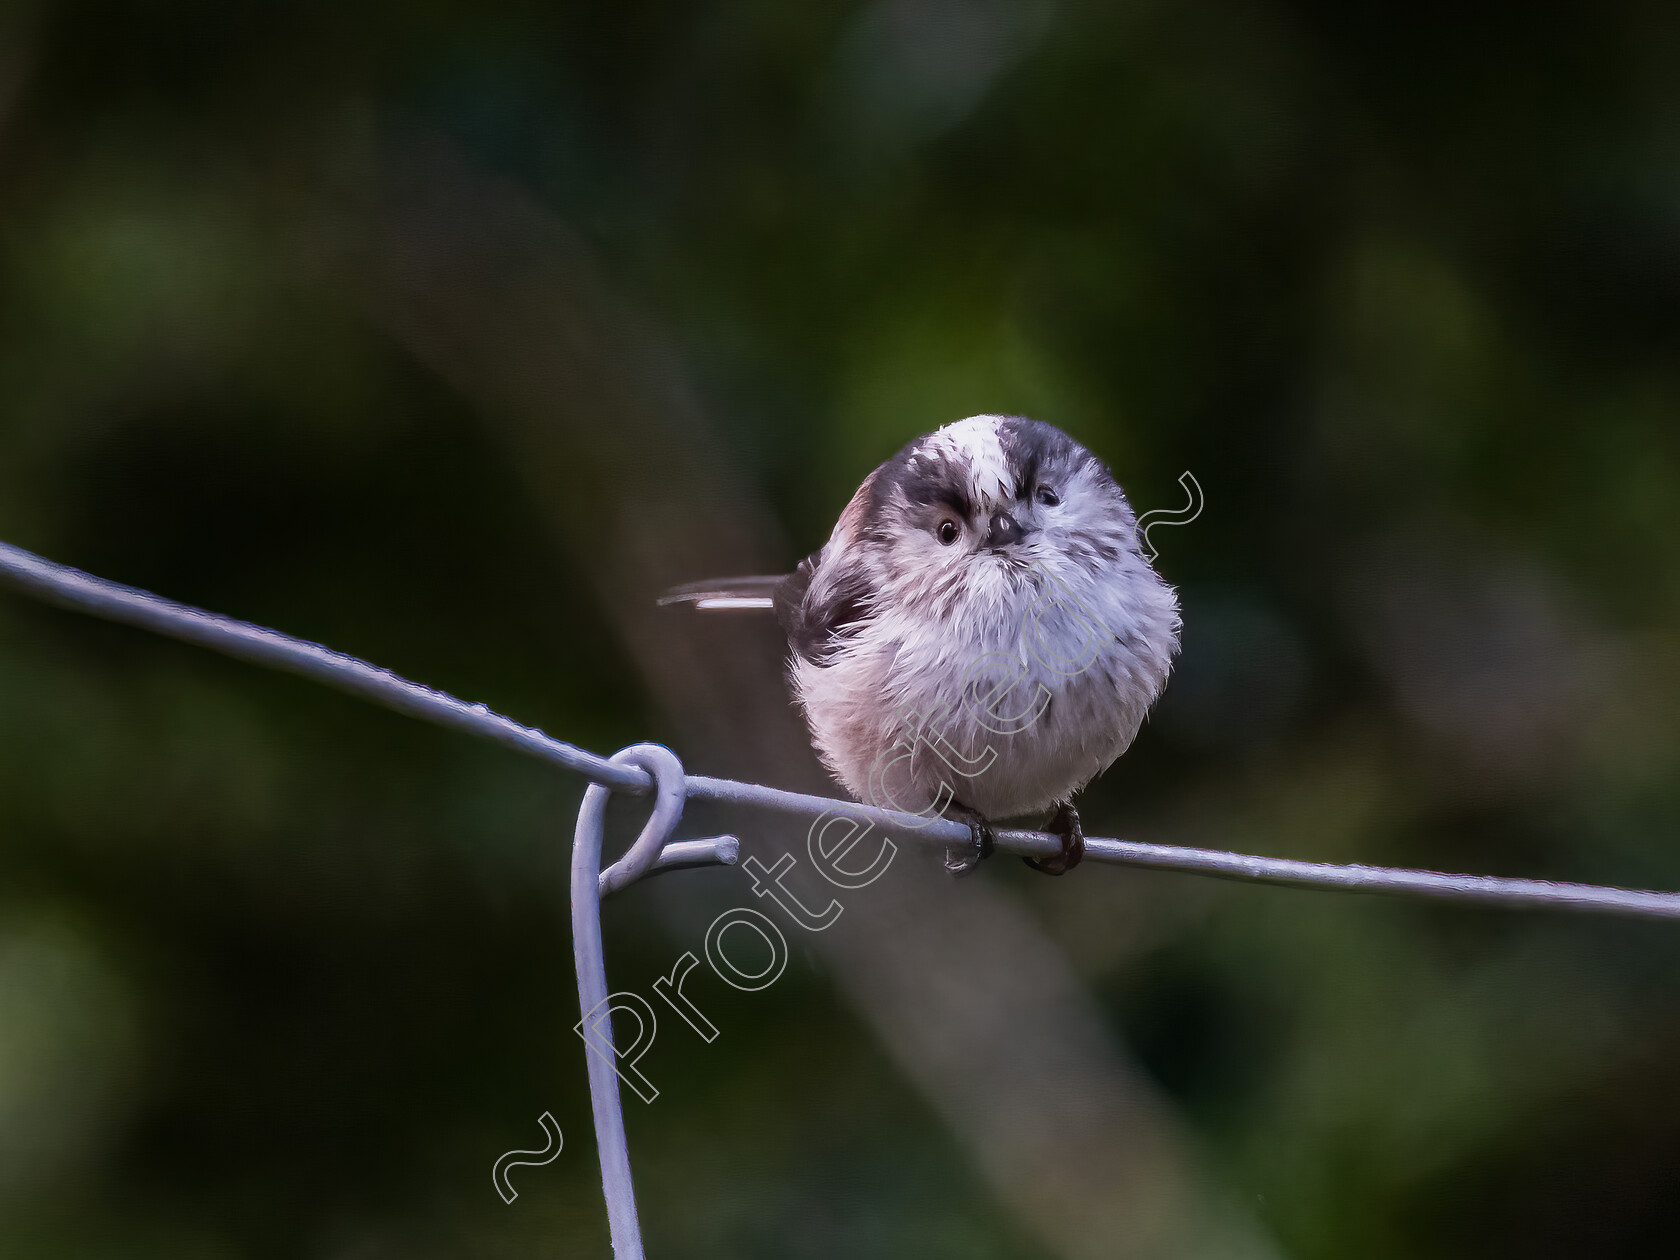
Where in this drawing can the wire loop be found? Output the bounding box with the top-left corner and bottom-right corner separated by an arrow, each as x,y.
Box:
596,743 -> 688,897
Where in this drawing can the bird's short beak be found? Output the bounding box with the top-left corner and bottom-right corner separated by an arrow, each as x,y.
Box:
986,511 -> 1032,548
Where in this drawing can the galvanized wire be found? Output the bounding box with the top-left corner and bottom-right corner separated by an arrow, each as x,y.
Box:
0,539 -> 648,793
6,536 -> 1680,920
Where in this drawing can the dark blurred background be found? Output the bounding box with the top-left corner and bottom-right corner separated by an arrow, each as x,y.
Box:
3,1 -> 1680,1256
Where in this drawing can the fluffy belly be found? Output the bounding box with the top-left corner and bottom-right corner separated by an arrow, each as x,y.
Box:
794,638 -> 1147,822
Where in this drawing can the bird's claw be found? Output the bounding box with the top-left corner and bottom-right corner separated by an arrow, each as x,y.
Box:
944,815 -> 996,877
1024,799 -> 1085,876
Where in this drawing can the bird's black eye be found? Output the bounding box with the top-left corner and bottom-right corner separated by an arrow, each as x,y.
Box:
937,519 -> 960,545
1036,485 -> 1060,507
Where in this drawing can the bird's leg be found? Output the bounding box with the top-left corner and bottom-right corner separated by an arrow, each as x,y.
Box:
943,801 -> 997,877
1024,798 -> 1085,875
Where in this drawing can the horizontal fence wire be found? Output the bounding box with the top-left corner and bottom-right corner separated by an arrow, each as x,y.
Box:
0,539 -> 648,793
5,536 -> 1680,921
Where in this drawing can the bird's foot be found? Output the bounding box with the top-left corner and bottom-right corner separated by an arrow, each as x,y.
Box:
1024,799 -> 1085,875
943,804 -> 997,877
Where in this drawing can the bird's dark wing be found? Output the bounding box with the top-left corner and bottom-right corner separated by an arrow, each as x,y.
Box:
775,547 -> 876,665
770,555 -> 815,632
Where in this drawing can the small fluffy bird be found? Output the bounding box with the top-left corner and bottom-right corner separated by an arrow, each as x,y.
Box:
663,415 -> 1180,875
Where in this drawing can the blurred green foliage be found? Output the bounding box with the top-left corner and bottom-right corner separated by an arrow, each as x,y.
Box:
3,1 -> 1680,1256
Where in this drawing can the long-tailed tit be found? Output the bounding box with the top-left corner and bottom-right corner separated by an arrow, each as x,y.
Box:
663,415 -> 1180,875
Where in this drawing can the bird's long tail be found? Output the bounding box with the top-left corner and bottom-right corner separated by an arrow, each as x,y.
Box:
657,575 -> 787,611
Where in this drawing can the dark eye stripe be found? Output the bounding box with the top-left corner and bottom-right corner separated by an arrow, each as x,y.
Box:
1014,451 -> 1041,500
